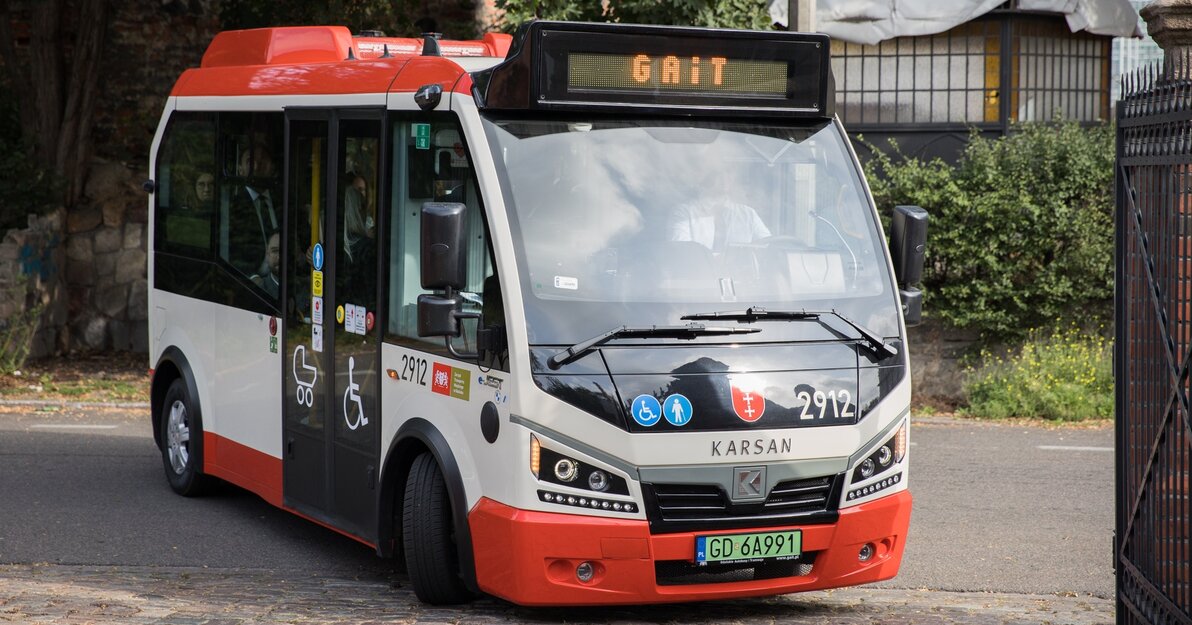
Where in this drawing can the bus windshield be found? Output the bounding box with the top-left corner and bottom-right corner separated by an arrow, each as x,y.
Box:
481,117 -> 900,346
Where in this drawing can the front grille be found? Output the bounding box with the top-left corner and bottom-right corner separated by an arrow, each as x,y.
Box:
655,552 -> 818,586
643,473 -> 842,533
653,483 -> 727,517
766,475 -> 834,510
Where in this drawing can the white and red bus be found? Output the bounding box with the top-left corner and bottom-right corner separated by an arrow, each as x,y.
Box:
147,20 -> 927,606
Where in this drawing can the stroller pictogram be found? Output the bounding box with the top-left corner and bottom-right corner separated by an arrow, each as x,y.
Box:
292,344 -> 317,407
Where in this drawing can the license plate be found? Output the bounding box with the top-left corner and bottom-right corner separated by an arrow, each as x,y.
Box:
695,530 -> 802,564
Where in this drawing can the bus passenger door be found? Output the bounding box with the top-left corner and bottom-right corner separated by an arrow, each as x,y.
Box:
327,113 -> 384,540
283,110 -> 384,542
283,115 -> 331,516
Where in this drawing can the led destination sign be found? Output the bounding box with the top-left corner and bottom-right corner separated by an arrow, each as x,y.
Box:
567,52 -> 789,96
474,22 -> 831,117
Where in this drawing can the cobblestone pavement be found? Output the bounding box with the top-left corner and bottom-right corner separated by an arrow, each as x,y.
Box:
0,565 -> 1112,624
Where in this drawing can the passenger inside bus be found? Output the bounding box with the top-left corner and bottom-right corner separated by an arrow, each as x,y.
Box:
184,171 -> 215,214
228,142 -> 279,276
342,173 -> 374,263
251,230 -> 281,299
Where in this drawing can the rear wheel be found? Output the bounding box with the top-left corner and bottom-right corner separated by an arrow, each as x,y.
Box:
159,378 -> 212,496
402,452 -> 472,604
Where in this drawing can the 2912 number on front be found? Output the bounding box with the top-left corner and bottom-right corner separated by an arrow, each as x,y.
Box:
696,530 -> 802,564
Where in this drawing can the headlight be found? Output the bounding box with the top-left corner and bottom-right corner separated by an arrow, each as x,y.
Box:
554,458 -> 579,482
859,458 -> 876,479
852,422 -> 908,483
588,470 -> 610,492
533,444 -> 630,495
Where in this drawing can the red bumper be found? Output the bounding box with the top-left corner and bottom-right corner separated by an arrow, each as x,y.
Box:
468,489 -> 911,606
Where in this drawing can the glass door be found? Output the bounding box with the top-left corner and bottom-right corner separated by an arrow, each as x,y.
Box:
283,110 -> 384,541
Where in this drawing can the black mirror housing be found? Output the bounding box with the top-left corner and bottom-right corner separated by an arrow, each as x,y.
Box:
900,287 -> 923,327
417,294 -> 461,337
420,202 -> 468,290
891,205 -> 928,287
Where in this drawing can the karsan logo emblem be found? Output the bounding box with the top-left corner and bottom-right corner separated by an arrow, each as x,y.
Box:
729,379 -> 766,423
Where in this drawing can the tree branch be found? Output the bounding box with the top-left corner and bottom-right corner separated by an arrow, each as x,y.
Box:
56,0 -> 108,205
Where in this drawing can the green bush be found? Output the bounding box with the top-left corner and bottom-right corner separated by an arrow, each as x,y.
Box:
865,119 -> 1114,338
962,326 -> 1112,421
495,0 -> 773,31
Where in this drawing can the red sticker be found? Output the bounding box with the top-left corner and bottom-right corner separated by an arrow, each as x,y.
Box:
431,362 -> 452,396
366,311 -> 375,331
730,385 -> 766,422
268,317 -> 278,336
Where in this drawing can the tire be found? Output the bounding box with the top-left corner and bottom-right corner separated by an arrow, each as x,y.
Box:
402,452 -> 472,605
159,378 -> 212,496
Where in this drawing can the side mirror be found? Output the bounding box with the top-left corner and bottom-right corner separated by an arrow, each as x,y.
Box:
417,201 -> 485,359
891,205 -> 928,286
420,202 -> 468,290
417,293 -> 462,338
891,205 -> 928,327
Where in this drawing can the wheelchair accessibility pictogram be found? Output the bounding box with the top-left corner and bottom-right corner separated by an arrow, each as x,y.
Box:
343,356 -> 368,430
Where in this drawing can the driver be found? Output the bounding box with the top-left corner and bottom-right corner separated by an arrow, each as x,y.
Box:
667,168 -> 770,250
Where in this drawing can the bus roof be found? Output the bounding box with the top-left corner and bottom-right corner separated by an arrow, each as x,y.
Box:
171,26 -> 511,98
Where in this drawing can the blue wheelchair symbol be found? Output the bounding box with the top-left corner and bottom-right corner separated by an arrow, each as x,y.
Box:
631,394 -> 662,427
663,394 -> 693,426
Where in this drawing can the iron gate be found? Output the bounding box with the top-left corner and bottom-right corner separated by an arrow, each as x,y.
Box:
1117,56 -> 1192,624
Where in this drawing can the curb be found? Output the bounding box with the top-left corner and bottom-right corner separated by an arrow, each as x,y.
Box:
0,399 -> 149,410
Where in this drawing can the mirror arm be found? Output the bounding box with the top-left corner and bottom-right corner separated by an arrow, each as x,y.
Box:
444,308 -> 481,361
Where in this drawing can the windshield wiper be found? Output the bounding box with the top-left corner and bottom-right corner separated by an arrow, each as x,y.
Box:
680,307 -> 898,359
547,323 -> 760,370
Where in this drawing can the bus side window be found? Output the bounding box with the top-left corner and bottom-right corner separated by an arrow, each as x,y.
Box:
155,113 -> 217,255
386,116 -> 506,370
216,112 -> 284,301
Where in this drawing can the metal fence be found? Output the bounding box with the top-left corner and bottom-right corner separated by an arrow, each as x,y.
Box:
1116,52 -> 1192,625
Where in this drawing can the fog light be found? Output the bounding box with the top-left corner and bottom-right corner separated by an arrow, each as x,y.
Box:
588,470 -> 609,492
877,445 -> 893,467
576,561 -> 595,583
860,458 -> 876,479
859,543 -> 875,562
554,458 -> 578,482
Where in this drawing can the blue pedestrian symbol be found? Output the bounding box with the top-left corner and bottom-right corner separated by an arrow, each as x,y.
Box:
663,394 -> 693,426
631,394 -> 662,427
312,243 -> 324,271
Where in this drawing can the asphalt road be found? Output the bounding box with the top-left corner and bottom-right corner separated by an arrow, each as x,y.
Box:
0,406 -> 1114,611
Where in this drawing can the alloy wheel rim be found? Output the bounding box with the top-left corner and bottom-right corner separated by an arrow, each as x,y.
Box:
166,399 -> 190,475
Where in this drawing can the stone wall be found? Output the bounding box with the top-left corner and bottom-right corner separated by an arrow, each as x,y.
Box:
0,209 -> 68,360
906,319 -> 982,407
63,160 -> 150,352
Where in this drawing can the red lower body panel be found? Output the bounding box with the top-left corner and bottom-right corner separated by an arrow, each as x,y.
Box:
468,490 -> 911,606
203,431 -> 283,506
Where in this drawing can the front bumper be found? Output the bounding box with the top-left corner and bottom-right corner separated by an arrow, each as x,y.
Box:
468,489 -> 911,606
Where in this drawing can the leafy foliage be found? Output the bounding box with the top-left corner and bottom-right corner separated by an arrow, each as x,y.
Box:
220,0 -> 476,39
0,278 -> 44,375
865,119 -> 1114,337
962,325 -> 1112,421
495,0 -> 774,31
0,86 -> 61,231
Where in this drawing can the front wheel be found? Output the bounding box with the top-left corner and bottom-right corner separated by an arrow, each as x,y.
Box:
402,452 -> 473,604
159,378 -> 212,496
